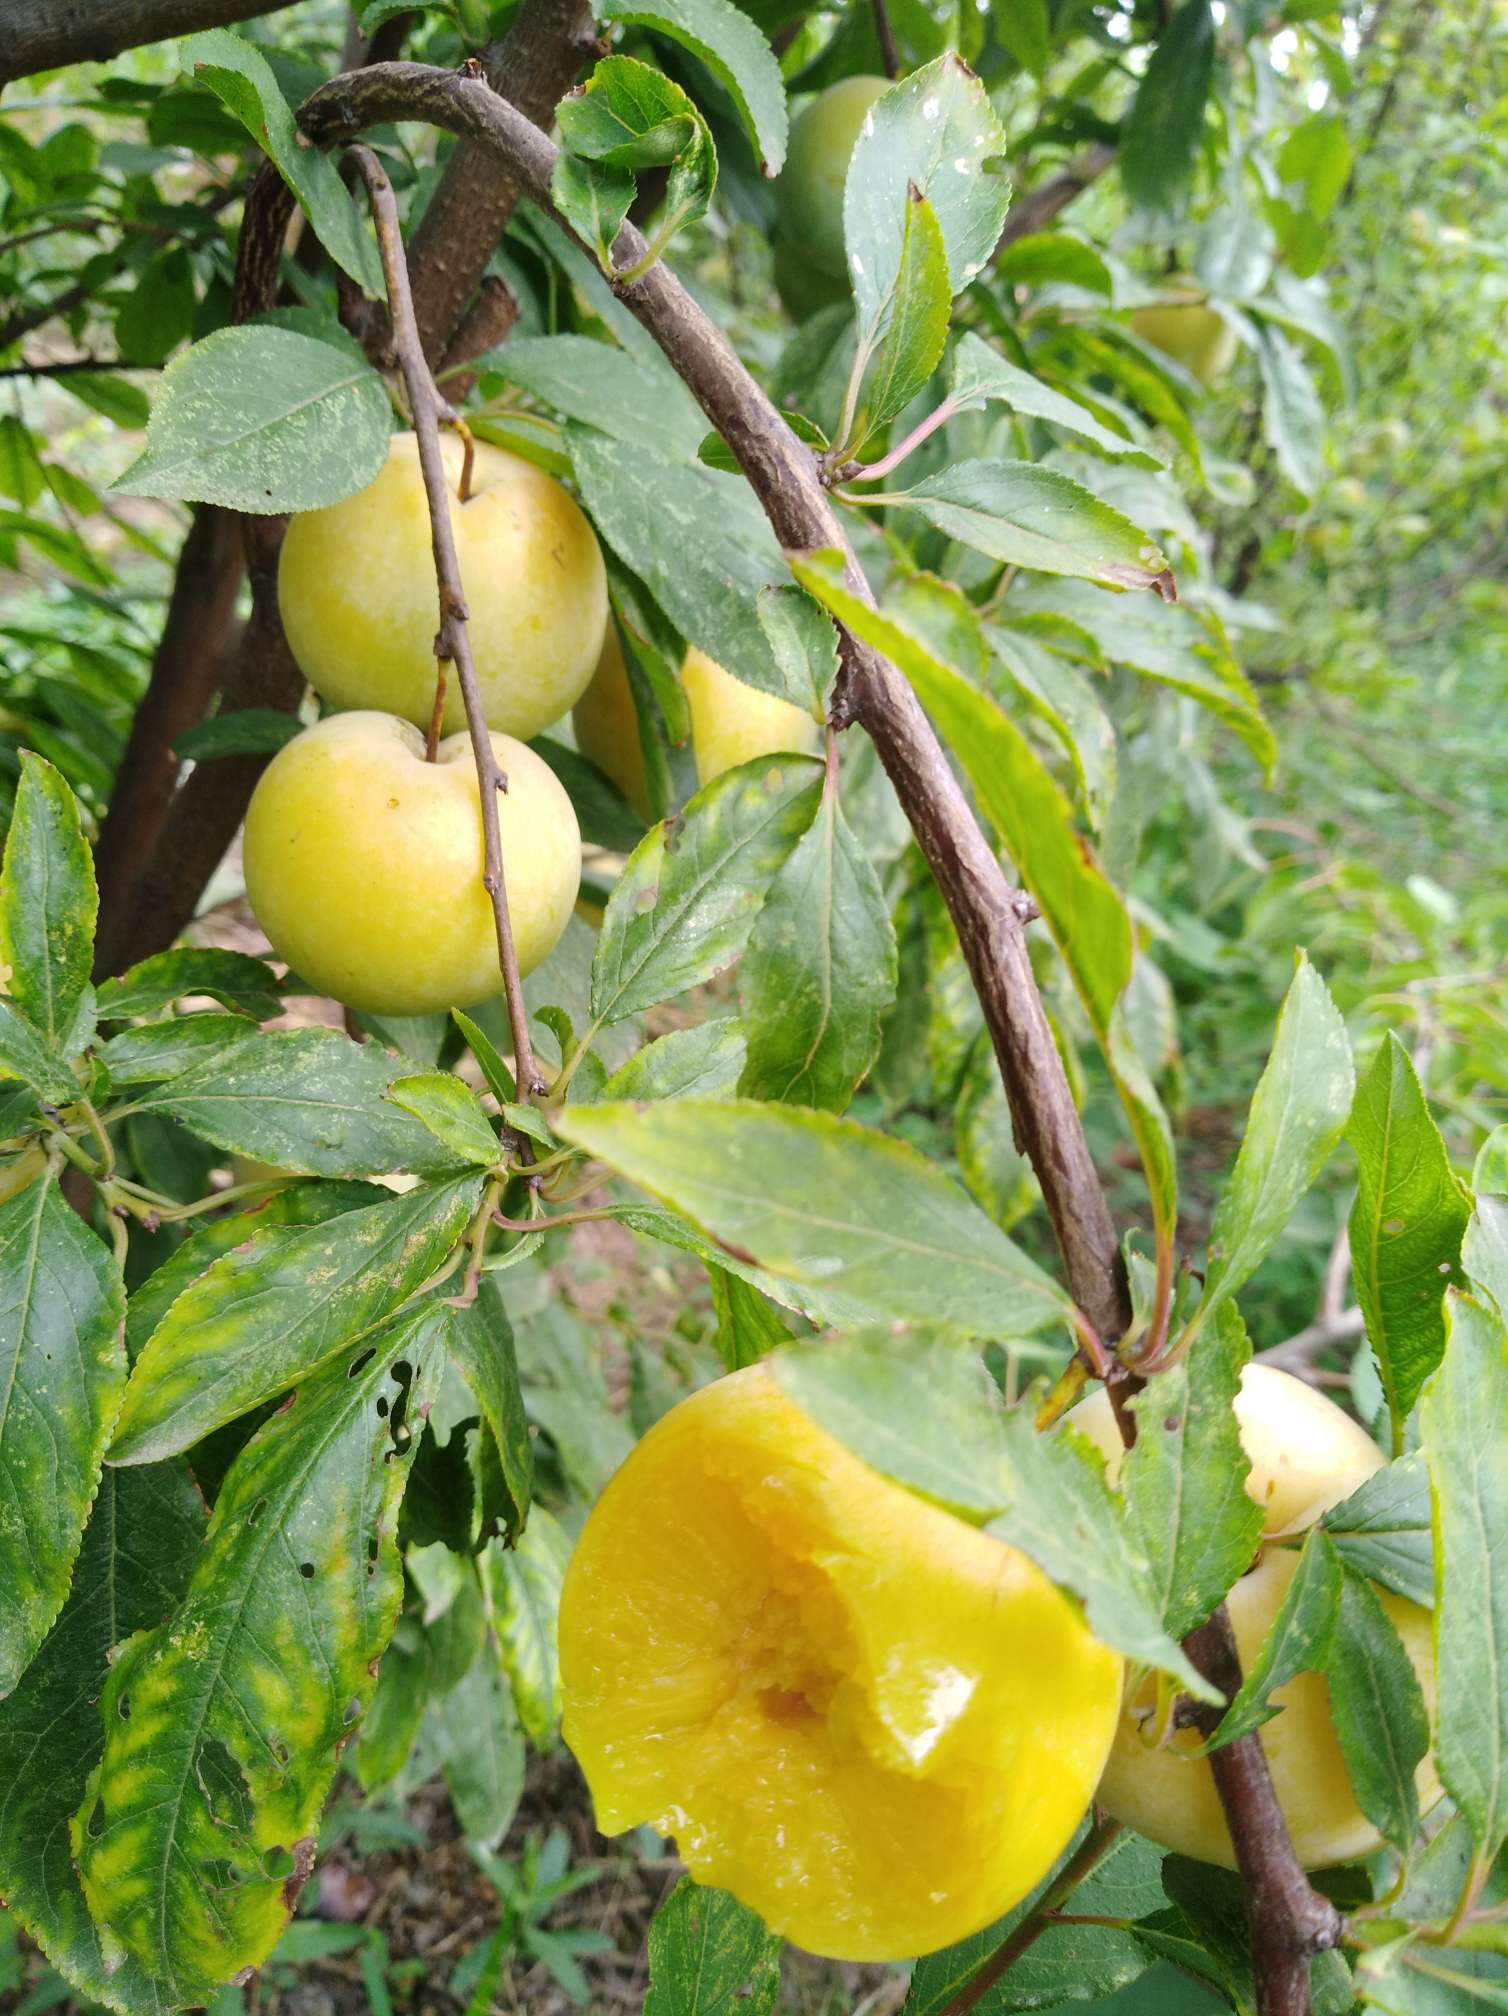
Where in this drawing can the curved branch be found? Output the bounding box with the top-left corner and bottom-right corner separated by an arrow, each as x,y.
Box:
298,59 -> 1130,1345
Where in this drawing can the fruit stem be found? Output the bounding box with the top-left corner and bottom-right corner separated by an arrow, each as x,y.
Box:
348,142 -> 545,1104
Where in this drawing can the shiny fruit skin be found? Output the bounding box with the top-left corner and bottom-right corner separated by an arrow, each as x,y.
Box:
278,432 -> 608,741
681,647 -> 820,786
1071,1365 -> 1439,1867
573,642 -> 820,810
1095,1548 -> 1439,1869
1070,1363 -> 1386,1537
772,235 -> 850,322
559,1364 -> 1124,1962
1129,288 -> 1237,388
774,75 -> 891,281
243,710 -> 580,1016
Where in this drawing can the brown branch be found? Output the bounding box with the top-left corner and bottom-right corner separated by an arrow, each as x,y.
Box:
437,272 -> 520,396
403,0 -> 598,363
92,505 -> 245,953
996,143 -> 1115,252
299,58 -> 1130,1342
347,144 -> 543,1101
870,0 -> 901,77
0,0 -> 294,87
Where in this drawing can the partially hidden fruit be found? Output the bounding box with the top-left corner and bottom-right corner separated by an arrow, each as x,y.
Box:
0,1147 -> 45,1203
1129,282 -> 1237,387
559,1363 -> 1124,1961
243,710 -> 580,1016
773,74 -> 891,296
572,637 -> 820,814
1070,1364 -> 1439,1868
278,432 -> 608,741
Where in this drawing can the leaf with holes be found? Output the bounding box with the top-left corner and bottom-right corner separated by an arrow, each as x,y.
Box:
0,1464 -> 205,2014
590,753 -> 823,1025
110,1175 -> 480,1464
75,1310 -> 444,2006
113,327 -> 392,514
0,751 -> 97,1052
0,1180 -> 126,1698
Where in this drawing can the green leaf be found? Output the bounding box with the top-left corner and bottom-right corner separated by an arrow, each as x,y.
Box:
1321,1452 -> 1434,1609
557,1099 -> 1071,1337
707,1264 -> 791,1371
484,1507 -> 571,1746
644,1876 -> 783,2016
600,1020 -> 748,1102
555,56 -> 716,263
844,54 -> 1009,346
1121,1304 -> 1265,1638
76,1313 -> 443,2004
596,0 -> 789,173
0,994 -> 79,1105
488,333 -> 705,462
180,29 -> 384,294
1325,1565 -> 1430,1853
0,1181 -> 126,1696
1420,1290 -> 1508,1862
1278,112 -> 1351,222
774,1329 -> 1216,1696
1120,0 -> 1217,213
386,1073 -> 501,1167
873,458 -> 1173,594
0,751 -> 97,1051
96,947 -> 283,1021
1252,319 -> 1326,498
590,753 -> 823,1025
995,231 -> 1112,295
1191,954 -> 1353,1341
433,1651 -> 525,1846
992,631 -> 1117,827
0,1464 -> 205,2014
114,326 -> 392,514
60,371 -> 152,429
1465,1197 -> 1508,1318
1348,1033 -> 1471,1451
172,707 -> 305,762
110,1175 -> 480,1463
571,431 -> 796,701
1204,1529 -> 1343,1750
0,416 -> 45,508
755,583 -> 840,718
948,332 -> 1164,465
738,785 -> 897,1111
551,148 -> 635,268
857,185 -> 951,436
1474,1127 -> 1508,1196
132,1026 -> 469,1177
98,1011 -> 259,1087
446,1281 -> 532,1540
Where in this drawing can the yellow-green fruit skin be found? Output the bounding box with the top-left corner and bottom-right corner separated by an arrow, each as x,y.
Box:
774,74 -> 891,282
243,710 -> 580,1015
1129,283 -> 1238,388
1071,1365 -> 1440,1868
1094,1549 -> 1439,1869
0,1147 -> 45,1203
559,1364 -> 1124,1963
682,646 -> 820,786
278,432 -> 608,740
572,642 -> 820,810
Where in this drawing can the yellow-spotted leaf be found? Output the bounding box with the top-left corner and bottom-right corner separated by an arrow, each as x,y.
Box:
75,1309 -> 445,2006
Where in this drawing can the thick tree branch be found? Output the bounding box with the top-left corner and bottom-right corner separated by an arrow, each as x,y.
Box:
405,0 -> 597,362
347,143 -> 543,1099
0,0 -> 293,87
300,56 -> 1130,1344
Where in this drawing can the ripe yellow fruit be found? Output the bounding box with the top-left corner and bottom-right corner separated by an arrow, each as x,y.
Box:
1070,1365 -> 1438,1868
0,1146 -> 45,1203
559,1364 -> 1124,1961
572,639 -> 820,814
243,711 -> 580,1016
774,74 -> 891,286
278,432 -> 608,741
1129,283 -> 1237,387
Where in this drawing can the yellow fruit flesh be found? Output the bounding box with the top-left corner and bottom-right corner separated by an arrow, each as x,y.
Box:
1095,1548 -> 1440,1869
278,433 -> 608,740
1069,1363 -> 1386,1537
681,647 -> 821,786
243,710 -> 580,1015
560,1365 -> 1123,1961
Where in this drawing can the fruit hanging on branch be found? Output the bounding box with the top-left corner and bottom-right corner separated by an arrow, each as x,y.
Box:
558,1364 -> 1123,1961
242,710 -> 580,1015
1128,280 -> 1238,387
278,432 -> 609,740
772,73 -> 891,319
1070,1365 -> 1440,1868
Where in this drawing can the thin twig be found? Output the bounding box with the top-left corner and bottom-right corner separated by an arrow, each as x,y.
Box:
870,0 -> 901,76
1255,1306 -> 1366,1371
347,143 -> 544,1100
